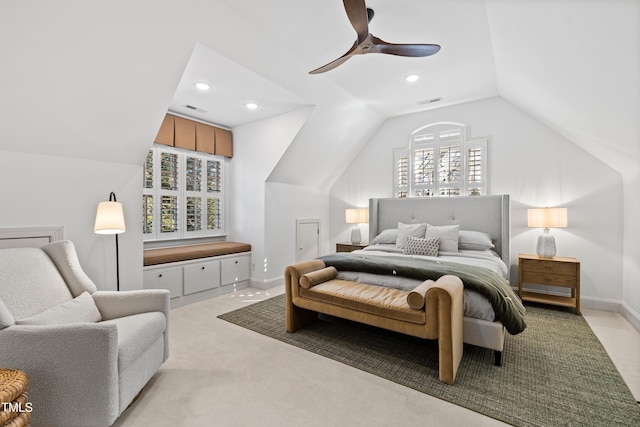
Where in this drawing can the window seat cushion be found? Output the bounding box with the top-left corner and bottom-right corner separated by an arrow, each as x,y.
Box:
143,242 -> 251,266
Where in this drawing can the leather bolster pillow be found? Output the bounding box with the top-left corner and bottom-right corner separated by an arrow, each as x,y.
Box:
406,281 -> 432,309
299,266 -> 338,289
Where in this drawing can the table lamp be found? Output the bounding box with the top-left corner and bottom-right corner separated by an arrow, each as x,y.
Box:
527,207 -> 567,258
345,208 -> 368,245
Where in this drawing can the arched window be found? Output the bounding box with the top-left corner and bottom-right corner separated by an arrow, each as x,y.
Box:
393,123 -> 488,197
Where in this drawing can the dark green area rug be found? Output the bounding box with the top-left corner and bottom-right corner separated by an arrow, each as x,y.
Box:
219,294 -> 640,426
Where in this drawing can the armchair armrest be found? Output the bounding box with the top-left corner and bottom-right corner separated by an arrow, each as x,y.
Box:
0,323 -> 119,425
92,289 -> 170,321
92,289 -> 171,362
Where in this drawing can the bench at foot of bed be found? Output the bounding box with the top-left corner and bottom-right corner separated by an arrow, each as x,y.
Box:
284,260 -> 464,385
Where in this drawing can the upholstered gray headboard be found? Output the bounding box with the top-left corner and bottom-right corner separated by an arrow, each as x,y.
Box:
369,195 -> 511,268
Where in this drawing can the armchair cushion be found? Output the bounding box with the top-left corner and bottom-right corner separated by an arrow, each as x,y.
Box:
0,248 -> 73,321
15,292 -> 102,325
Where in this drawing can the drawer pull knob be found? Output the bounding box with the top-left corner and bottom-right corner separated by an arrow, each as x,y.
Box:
158,274 -> 163,278
235,261 -> 238,264
202,266 -> 205,270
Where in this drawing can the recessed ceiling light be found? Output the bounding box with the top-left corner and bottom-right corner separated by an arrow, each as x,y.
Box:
245,102 -> 259,110
194,82 -> 210,91
405,74 -> 420,83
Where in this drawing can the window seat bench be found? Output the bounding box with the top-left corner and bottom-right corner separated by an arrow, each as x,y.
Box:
143,242 -> 252,308
144,242 -> 251,266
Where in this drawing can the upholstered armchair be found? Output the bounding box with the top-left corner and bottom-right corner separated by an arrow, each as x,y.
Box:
0,240 -> 170,427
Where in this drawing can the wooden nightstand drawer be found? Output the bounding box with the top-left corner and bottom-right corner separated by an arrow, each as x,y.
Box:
522,259 -> 577,276
521,271 -> 577,287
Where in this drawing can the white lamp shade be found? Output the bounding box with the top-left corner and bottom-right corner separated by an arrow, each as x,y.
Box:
527,208 -> 567,229
345,208 -> 369,224
94,201 -> 126,234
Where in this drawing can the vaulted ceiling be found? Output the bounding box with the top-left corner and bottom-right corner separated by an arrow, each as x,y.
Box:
1,0 -> 638,187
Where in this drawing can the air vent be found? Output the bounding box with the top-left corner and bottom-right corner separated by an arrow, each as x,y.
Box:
417,97 -> 442,105
185,105 -> 208,113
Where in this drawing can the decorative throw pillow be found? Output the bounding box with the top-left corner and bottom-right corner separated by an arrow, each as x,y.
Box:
458,230 -> 495,251
16,292 -> 102,325
395,222 -> 428,249
425,224 -> 460,253
403,236 -> 440,257
371,229 -> 398,245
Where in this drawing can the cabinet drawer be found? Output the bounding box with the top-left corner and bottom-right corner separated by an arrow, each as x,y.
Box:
221,255 -> 250,286
521,271 -> 577,287
522,259 -> 577,276
184,261 -> 220,295
144,267 -> 183,298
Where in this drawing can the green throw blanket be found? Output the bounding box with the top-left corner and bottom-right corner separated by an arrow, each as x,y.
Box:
319,253 -> 527,335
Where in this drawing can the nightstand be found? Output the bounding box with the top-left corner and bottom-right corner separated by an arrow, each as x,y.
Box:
518,254 -> 581,314
336,243 -> 367,253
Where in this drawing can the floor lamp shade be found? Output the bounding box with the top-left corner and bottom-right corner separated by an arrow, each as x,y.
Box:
94,192 -> 125,291
528,207 -> 567,258
94,201 -> 126,234
345,208 -> 368,245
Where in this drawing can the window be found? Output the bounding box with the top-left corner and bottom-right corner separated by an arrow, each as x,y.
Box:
143,144 -> 226,241
394,123 -> 488,197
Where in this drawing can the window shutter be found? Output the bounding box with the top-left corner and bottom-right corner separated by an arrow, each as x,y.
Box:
395,123 -> 488,198
161,195 -> 179,233
143,144 -> 226,241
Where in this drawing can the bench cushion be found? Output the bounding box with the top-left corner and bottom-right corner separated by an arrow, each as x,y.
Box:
143,242 -> 251,266
299,279 -> 426,324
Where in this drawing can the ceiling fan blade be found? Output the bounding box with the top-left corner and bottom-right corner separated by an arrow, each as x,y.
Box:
343,0 -> 369,43
372,35 -> 441,57
309,40 -> 359,74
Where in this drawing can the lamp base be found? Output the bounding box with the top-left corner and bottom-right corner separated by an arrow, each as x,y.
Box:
536,228 -> 556,258
350,226 -> 361,245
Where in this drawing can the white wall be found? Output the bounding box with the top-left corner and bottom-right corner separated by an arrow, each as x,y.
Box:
229,107 -> 312,285
0,150 -> 144,291
265,182 -> 331,284
623,173 -> 640,328
330,97 -> 624,308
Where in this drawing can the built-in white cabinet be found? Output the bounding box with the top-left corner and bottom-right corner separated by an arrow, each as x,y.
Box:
143,252 -> 251,307
221,256 -> 251,287
143,266 -> 183,299
184,260 -> 220,295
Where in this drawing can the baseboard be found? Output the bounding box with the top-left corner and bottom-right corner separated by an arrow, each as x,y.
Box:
581,296 -> 640,333
621,302 -> 640,331
514,287 -> 640,333
250,276 -> 284,290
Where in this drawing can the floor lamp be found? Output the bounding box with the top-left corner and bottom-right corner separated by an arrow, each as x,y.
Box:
94,192 -> 126,291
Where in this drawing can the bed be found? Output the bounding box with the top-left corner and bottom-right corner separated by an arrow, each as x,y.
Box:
286,195 -> 525,382
346,195 -> 524,364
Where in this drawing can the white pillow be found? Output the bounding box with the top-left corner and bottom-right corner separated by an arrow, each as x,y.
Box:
371,229 -> 398,245
425,224 -> 460,253
16,292 -> 102,325
395,222 -> 428,249
403,236 -> 440,257
459,230 -> 495,250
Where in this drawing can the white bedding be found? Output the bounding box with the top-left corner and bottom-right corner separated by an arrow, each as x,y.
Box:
335,245 -> 509,322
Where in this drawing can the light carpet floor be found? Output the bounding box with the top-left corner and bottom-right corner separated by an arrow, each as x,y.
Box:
113,285 -> 640,427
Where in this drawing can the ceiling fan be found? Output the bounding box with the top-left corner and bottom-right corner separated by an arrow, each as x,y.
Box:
309,0 -> 441,74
